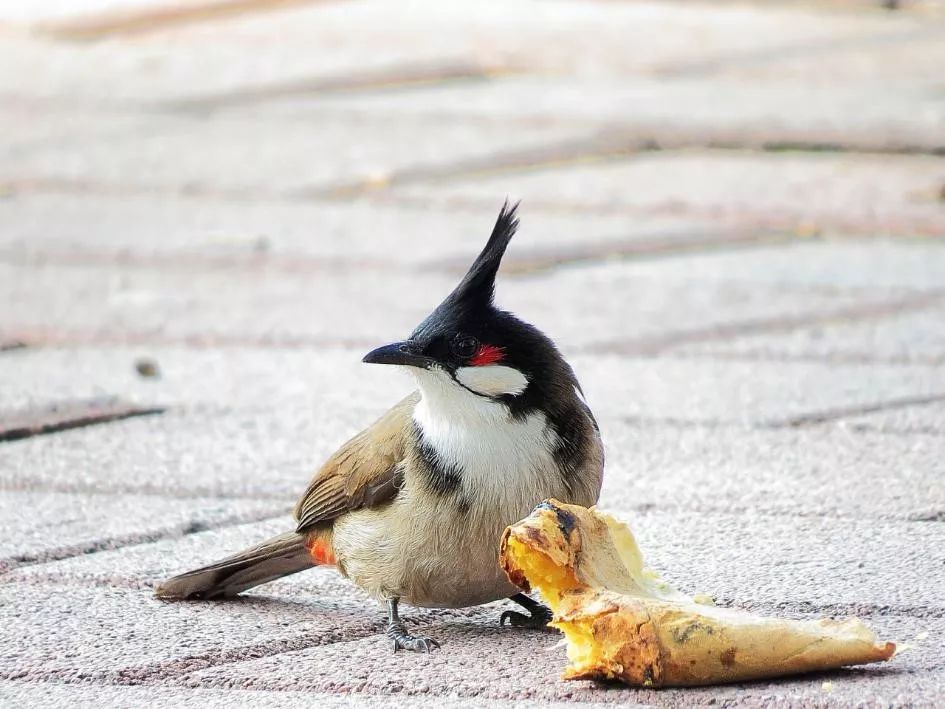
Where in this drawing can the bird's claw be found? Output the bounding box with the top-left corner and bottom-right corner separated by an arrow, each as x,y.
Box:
393,635 -> 440,653
388,622 -> 441,653
500,606 -> 553,629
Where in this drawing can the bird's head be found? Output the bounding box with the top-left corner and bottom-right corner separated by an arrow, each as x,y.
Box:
362,201 -> 576,414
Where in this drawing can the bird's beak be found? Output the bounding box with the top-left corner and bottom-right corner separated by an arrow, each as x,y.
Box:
362,341 -> 435,369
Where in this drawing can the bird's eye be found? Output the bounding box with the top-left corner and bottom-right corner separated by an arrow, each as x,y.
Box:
451,335 -> 479,359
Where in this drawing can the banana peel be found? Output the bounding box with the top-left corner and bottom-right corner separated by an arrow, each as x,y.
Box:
499,500 -> 896,687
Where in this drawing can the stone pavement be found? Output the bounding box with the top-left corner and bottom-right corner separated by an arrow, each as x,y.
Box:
1,0 -> 944,706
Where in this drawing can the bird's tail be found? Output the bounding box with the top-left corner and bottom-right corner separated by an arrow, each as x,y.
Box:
154,531 -> 319,600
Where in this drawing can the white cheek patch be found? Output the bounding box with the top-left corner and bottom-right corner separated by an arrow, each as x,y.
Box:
455,365 -> 528,397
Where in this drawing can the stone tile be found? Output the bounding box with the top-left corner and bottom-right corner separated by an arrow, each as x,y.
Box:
0,346 -> 408,412
2,107 -> 586,196
5,191 -> 860,308
502,0 -> 945,90
502,261 -> 902,354
6,517 -> 311,591
2,1 -> 940,214
599,423 -> 945,522
653,21 -> 945,89
0,490 -> 283,572
0,406 -> 375,499
0,682 -> 605,709
328,70 -> 945,148
1,2 -> 480,102
0,0 -> 170,24
572,355 -> 945,424
0,247 -> 917,353
0,581 -> 384,683
0,194 -> 715,267
11,500 -> 943,613
569,240 -> 945,293
624,511 -> 945,613
5,511 -> 939,702
0,260 -> 454,347
839,401 -> 945,439
174,613 -> 940,705
673,304 -> 945,364
7,0 -> 942,112
389,151 -> 945,236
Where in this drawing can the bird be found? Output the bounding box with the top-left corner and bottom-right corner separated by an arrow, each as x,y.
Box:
155,202 -> 604,652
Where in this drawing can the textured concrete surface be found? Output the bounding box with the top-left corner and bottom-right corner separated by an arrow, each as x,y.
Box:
393,152 -> 945,235
841,401 -> 945,436
0,194 -> 713,264
172,614 -> 942,705
0,491 -> 286,571
1,0 -> 944,706
600,424 -> 945,521
675,304 -> 945,363
0,683 -> 620,709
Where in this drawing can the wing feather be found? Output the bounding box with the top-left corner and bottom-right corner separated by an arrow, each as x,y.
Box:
293,393 -> 417,532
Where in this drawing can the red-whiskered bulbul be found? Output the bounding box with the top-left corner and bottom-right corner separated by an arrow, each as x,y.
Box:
156,202 -> 604,651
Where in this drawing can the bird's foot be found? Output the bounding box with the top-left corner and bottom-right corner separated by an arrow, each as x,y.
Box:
500,603 -> 553,629
387,621 -> 441,653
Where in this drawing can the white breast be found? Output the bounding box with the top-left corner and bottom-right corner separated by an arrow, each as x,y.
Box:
411,367 -> 562,519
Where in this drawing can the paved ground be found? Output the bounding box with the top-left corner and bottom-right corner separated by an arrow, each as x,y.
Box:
1,0 -> 944,706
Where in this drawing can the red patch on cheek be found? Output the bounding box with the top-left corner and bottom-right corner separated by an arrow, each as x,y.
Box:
470,344 -> 504,367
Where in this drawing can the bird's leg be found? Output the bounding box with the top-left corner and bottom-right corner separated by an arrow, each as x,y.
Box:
500,592 -> 554,629
386,598 -> 441,653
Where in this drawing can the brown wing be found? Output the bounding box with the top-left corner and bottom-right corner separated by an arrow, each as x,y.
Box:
293,392 -> 418,533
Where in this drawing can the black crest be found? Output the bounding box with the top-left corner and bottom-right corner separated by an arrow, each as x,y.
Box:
445,199 -> 519,310
412,200 -> 519,339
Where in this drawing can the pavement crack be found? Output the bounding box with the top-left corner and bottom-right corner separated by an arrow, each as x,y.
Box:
0,340 -> 27,353
38,0 -> 323,41
624,498 -> 944,524
436,228 -> 799,277
908,510 -> 945,523
309,129 -> 945,200
372,191 -> 945,239
0,507 -> 289,577
716,598 -> 945,620
768,392 -> 945,428
666,350 -> 945,368
653,25 -> 942,79
5,326 -> 377,351
162,61 -> 500,113
0,398 -> 166,444
587,292 -> 945,356
0,247 -> 396,276
0,620 -> 385,685
0,608 -> 493,686
0,477 -> 296,502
